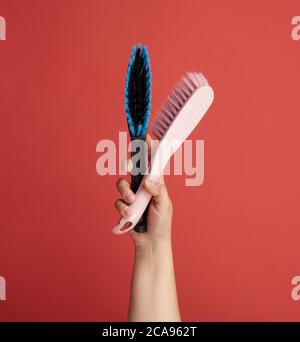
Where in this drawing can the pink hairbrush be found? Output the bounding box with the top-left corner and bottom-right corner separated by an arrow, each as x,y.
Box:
113,72 -> 214,234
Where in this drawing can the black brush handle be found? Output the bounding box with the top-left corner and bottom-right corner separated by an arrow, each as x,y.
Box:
131,135 -> 148,233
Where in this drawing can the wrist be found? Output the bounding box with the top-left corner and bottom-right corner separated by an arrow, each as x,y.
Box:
134,238 -> 172,263
135,236 -> 171,251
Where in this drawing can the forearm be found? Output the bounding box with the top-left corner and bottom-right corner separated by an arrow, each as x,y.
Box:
128,240 -> 181,322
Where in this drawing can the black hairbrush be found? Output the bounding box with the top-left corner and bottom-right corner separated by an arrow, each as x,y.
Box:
125,44 -> 151,233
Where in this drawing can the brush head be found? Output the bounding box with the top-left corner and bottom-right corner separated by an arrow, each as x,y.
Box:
125,44 -> 152,138
152,72 -> 209,140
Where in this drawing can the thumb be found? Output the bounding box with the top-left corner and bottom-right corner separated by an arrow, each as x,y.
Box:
144,176 -> 169,207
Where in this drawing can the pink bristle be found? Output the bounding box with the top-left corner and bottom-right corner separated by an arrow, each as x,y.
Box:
152,72 -> 208,140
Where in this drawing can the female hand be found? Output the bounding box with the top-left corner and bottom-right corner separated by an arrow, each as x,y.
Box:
115,135 -> 173,247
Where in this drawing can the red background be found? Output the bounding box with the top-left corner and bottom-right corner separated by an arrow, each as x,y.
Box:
0,0 -> 300,321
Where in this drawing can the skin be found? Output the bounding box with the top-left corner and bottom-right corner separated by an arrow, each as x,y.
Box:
114,135 -> 181,322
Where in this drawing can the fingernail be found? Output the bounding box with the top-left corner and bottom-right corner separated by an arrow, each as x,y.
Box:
147,178 -> 156,187
123,207 -> 132,217
126,192 -> 135,202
